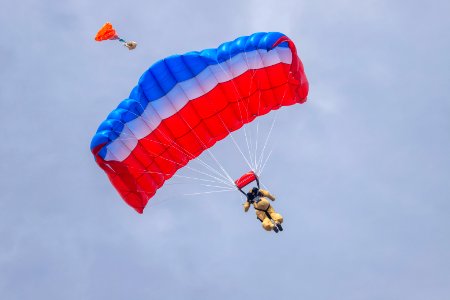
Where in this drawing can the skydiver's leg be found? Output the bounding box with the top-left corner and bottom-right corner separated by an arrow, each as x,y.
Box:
270,212 -> 283,224
261,217 -> 275,231
267,206 -> 283,224
256,210 -> 276,231
266,207 -> 283,231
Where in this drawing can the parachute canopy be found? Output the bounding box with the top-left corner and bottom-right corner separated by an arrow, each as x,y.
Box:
91,32 -> 309,213
95,22 -> 118,41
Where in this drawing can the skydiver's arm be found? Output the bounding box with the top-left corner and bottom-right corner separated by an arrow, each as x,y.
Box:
243,201 -> 250,212
259,189 -> 276,201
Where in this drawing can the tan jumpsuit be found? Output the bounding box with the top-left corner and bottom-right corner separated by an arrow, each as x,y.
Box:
243,189 -> 283,231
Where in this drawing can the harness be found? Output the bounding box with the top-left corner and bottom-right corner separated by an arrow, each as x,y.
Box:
254,203 -> 272,221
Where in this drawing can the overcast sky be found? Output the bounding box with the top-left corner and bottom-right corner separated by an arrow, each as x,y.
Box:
1,0 -> 449,299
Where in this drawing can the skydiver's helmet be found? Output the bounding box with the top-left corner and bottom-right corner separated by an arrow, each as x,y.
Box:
246,187 -> 260,203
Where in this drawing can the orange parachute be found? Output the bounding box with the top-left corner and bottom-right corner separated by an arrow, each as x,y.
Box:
95,22 -> 118,41
94,22 -> 137,50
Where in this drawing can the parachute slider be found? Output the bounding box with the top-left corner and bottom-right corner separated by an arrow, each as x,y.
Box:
94,22 -> 137,50
235,171 -> 260,195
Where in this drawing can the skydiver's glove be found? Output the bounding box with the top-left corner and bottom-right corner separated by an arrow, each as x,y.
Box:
243,201 -> 250,212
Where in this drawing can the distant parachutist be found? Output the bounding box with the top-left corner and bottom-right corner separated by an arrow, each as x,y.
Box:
95,22 -> 137,50
236,171 -> 284,233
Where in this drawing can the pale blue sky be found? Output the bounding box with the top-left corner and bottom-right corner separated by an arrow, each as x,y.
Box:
1,0 -> 449,299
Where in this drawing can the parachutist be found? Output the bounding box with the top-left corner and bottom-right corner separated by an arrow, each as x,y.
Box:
124,41 -> 137,50
243,187 -> 283,233
95,22 -> 137,50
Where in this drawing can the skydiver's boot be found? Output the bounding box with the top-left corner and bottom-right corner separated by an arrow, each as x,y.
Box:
276,223 -> 283,232
273,226 -> 279,233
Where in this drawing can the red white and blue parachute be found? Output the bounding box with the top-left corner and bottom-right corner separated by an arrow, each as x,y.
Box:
91,32 -> 309,213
